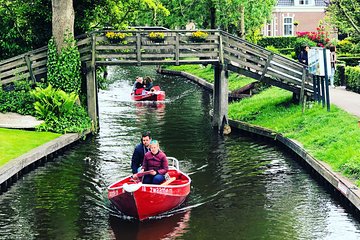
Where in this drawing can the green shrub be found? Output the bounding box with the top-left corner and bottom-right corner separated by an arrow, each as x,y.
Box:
294,37 -> 317,57
257,36 -> 297,48
265,45 -> 280,54
337,56 -> 360,66
337,38 -> 353,54
31,85 -> 92,133
47,34 -> 81,94
0,80 -> 44,115
345,66 -> 360,93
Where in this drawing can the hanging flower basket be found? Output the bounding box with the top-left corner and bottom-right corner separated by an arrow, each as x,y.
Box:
189,31 -> 208,42
106,32 -> 127,44
148,32 -> 165,43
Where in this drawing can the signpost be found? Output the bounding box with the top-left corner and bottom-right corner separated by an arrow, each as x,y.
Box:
308,47 -> 331,111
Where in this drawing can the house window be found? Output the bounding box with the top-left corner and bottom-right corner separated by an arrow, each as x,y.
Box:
284,17 -> 293,36
267,24 -> 272,36
299,0 -> 309,4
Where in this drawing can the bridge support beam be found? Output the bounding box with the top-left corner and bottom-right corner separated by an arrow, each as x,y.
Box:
212,63 -> 228,133
86,62 -> 99,132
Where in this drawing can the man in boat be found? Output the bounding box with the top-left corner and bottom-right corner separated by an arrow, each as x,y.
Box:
131,131 -> 151,174
132,76 -> 144,94
140,139 -> 168,184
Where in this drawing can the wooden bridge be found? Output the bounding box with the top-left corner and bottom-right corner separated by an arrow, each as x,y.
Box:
0,29 -> 313,131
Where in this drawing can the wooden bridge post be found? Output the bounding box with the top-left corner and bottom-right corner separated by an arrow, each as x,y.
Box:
212,63 -> 228,132
86,33 -> 98,131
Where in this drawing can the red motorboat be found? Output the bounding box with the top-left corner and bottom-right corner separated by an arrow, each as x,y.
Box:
108,157 -> 191,221
131,86 -> 165,101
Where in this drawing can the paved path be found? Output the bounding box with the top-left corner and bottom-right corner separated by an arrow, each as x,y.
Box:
330,87 -> 360,118
0,112 -> 43,129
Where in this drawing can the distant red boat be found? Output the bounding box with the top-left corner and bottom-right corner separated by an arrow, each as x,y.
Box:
108,157 -> 191,221
131,86 -> 165,101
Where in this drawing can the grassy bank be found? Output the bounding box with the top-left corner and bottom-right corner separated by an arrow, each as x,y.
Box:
0,128 -> 60,167
167,64 -> 360,185
168,65 -> 254,91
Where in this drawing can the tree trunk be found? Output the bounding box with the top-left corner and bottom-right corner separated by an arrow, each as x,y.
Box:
210,6 -> 216,29
52,0 -> 75,53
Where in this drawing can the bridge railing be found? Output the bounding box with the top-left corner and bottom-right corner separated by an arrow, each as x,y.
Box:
0,46 -> 48,85
1,29 -> 313,97
89,30 -> 221,66
221,31 -> 313,93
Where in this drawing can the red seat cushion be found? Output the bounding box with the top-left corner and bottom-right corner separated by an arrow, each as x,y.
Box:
135,88 -> 144,95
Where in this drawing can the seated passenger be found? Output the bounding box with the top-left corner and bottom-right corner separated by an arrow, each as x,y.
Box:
141,140 -> 168,184
133,77 -> 144,94
143,76 -> 154,91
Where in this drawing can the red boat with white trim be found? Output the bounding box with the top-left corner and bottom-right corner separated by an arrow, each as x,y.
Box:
107,157 -> 191,221
131,86 -> 165,101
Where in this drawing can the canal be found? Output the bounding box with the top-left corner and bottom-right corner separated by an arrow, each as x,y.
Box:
0,66 -> 360,239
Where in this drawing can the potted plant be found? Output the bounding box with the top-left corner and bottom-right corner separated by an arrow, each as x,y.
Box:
105,32 -> 127,43
189,31 -> 208,42
148,32 -> 165,43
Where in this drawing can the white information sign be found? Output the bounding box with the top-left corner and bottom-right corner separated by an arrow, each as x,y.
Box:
308,47 -> 331,76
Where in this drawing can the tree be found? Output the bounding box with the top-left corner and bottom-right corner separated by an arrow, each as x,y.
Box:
52,0 -> 74,52
327,0 -> 360,37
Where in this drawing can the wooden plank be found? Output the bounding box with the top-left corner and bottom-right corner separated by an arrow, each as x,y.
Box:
77,37 -> 91,46
96,45 -> 136,51
223,46 -> 267,64
32,60 -> 47,68
141,45 -> 175,50
80,55 -> 92,62
175,33 -> 180,65
224,38 -> 269,58
2,72 -> 31,84
179,44 -> 218,50
272,54 -> 303,72
24,55 -> 36,83
268,62 -> 302,80
29,51 -> 48,61
226,57 -> 264,73
96,53 -> 137,59
0,59 -> 26,71
141,53 -> 174,58
0,65 -> 28,79
136,33 -> 141,65
180,52 -> 218,58
33,67 -> 47,76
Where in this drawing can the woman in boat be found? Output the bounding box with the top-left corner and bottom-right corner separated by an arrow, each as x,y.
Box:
143,76 -> 154,91
141,139 -> 168,184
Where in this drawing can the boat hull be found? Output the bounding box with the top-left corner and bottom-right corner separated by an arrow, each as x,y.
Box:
108,169 -> 190,221
131,91 -> 165,101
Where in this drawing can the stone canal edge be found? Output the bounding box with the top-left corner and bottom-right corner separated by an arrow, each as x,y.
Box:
0,132 -> 88,192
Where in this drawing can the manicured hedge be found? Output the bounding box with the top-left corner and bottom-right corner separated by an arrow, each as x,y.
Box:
345,66 -> 360,93
337,56 -> 360,66
257,36 -> 297,48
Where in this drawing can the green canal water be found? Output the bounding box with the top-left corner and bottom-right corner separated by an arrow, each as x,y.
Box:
0,66 -> 359,239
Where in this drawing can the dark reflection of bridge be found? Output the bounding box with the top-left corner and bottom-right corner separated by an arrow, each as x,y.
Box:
0,29 -> 315,131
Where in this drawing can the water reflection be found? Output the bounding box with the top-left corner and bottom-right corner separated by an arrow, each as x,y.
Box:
109,210 -> 191,240
134,101 -> 166,122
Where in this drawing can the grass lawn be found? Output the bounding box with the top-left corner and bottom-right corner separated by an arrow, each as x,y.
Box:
167,64 -> 255,91
0,128 -> 60,167
168,64 -> 360,185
